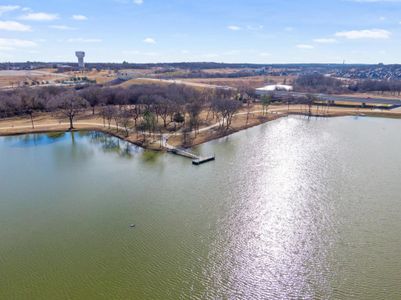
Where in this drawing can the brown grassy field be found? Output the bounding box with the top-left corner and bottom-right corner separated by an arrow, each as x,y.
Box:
0,67 -> 295,91
0,69 -> 118,88
200,68 -> 248,74
117,78 -> 225,91
183,75 -> 296,89
79,70 -> 116,84
118,78 -> 172,88
0,69 -> 69,88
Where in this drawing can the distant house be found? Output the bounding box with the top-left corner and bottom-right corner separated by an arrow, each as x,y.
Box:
256,84 -> 293,92
56,65 -> 75,73
117,70 -> 140,80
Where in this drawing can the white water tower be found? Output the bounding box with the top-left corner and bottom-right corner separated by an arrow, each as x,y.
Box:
75,51 -> 85,69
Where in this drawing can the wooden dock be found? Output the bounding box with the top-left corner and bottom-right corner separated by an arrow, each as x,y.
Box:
192,156 -> 215,165
167,148 -> 215,165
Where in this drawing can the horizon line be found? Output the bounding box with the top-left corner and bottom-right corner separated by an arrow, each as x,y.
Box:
0,61 -> 394,66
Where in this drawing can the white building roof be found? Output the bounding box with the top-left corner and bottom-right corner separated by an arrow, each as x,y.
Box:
256,84 -> 293,92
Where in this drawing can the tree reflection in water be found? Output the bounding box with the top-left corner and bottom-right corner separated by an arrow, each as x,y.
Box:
7,132 -> 66,147
5,130 -> 158,162
141,150 -> 160,163
86,131 -> 142,159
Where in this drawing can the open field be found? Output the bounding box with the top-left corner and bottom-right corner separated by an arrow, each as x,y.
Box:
117,77 -> 232,90
200,68 -> 251,74
183,75 -> 295,89
0,69 -> 120,89
0,69 -> 69,89
77,69 -> 116,84
118,78 -> 172,88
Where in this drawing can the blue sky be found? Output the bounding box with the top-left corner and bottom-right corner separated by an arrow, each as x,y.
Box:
1,0 -> 401,63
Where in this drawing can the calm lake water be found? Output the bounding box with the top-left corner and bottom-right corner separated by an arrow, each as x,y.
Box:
1,116 -> 401,300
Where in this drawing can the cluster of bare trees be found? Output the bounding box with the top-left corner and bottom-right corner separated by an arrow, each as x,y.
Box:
295,74 -> 401,96
211,98 -> 242,130
0,87 -> 57,126
295,74 -> 346,94
0,83 -> 244,137
350,80 -> 401,95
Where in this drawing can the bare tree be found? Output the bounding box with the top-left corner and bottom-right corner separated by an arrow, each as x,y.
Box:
155,96 -> 172,128
80,87 -> 101,115
48,92 -> 88,130
187,102 -> 202,135
212,99 -> 241,130
305,94 -> 316,116
130,105 -> 141,127
260,94 -> 271,116
118,110 -> 132,137
100,106 -> 117,129
18,89 -> 42,129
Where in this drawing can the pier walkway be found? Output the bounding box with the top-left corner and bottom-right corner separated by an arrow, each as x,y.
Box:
163,135 -> 215,165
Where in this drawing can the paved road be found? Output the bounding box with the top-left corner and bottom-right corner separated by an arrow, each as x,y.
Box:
256,90 -> 401,106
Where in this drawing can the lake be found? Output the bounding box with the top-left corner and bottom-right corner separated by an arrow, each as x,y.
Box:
1,116 -> 401,299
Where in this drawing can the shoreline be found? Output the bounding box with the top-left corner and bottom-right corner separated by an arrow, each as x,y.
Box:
1,109 -> 400,152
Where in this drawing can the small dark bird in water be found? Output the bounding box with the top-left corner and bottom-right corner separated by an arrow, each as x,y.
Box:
130,224 -> 136,228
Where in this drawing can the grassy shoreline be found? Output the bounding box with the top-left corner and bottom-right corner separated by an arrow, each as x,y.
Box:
1,105 -> 400,151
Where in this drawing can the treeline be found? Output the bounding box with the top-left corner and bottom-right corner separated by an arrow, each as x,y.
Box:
349,80 -> 401,95
295,73 -> 401,95
0,84 -> 243,136
294,74 -> 346,93
0,62 -> 271,71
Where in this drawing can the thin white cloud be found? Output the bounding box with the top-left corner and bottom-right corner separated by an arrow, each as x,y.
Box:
0,38 -> 37,50
247,25 -> 264,31
67,38 -> 102,43
133,0 -> 144,5
0,5 -> 20,15
335,29 -> 391,39
259,52 -> 271,57
0,21 -> 31,32
49,25 -> 77,30
72,15 -> 88,21
227,25 -> 241,31
144,37 -> 156,44
296,44 -> 314,49
20,12 -> 58,21
313,38 -> 337,44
